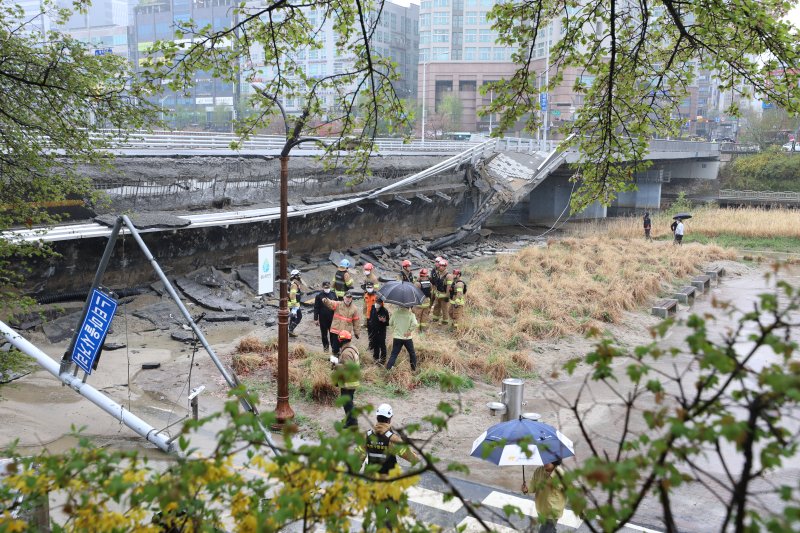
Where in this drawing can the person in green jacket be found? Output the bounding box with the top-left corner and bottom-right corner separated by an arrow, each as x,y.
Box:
385,305 -> 418,371
332,330 -> 360,428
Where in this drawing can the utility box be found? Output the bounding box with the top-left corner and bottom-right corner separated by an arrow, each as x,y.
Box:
501,378 -> 525,422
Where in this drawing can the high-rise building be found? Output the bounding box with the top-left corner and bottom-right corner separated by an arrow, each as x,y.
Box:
131,0 -> 237,129
247,0 -> 419,115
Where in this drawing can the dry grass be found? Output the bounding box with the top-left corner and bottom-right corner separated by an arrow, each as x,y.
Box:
236,236 -> 736,400
577,206 -> 800,240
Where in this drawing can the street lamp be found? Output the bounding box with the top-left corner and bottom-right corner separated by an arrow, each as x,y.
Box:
252,83 -> 335,426
421,61 -> 429,145
158,95 -> 170,125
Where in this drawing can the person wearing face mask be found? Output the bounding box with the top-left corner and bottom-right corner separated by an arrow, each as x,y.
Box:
322,290 -> 360,356
367,296 -> 390,364
313,281 -> 336,353
361,263 -> 381,320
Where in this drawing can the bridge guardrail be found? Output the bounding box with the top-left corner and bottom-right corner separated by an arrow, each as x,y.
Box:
719,189 -> 800,201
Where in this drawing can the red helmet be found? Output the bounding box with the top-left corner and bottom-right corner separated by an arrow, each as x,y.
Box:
453,269 -> 461,276
402,259 -> 411,268
419,268 -> 429,277
439,259 -> 448,267
338,330 -> 352,341
364,263 -> 374,271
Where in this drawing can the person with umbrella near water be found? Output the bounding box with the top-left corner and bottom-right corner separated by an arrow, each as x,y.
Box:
672,213 -> 691,245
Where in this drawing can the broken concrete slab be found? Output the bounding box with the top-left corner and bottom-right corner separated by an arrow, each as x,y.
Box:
133,301 -> 186,330
0,370 -> 30,384
103,342 -> 126,350
328,250 -> 358,268
95,213 -> 191,230
174,277 -> 246,312
171,330 -> 197,343
236,264 -> 259,293
42,312 -> 82,343
202,311 -> 250,322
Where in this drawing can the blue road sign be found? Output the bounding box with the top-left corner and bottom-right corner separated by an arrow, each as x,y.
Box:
94,48 -> 113,56
540,93 -> 548,110
71,289 -> 118,375
762,102 -> 774,109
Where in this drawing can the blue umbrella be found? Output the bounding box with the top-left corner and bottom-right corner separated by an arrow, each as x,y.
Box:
470,418 -> 574,466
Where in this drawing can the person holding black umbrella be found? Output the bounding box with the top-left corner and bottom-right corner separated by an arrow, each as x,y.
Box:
674,218 -> 685,245
385,305 -> 419,372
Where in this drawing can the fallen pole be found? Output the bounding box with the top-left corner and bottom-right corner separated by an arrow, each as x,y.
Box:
0,320 -> 176,453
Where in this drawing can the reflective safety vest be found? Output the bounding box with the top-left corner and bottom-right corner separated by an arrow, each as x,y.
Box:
329,301 -> 359,334
289,280 -> 302,308
417,279 -> 432,308
333,269 -> 349,298
366,429 -> 398,474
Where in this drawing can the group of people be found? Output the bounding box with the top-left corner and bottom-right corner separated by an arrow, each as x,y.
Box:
285,256 -> 467,428
642,212 -> 685,245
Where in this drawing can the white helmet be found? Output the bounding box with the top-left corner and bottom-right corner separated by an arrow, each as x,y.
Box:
376,403 -> 393,418
290,269 -> 301,277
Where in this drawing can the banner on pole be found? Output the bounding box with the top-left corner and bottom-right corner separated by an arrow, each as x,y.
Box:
258,244 -> 276,295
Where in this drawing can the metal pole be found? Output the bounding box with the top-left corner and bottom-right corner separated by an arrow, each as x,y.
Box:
421,62 -> 428,145
543,28 -> 550,150
276,156 -> 294,425
121,216 -> 280,453
1,320 -> 176,453
61,216 -> 123,375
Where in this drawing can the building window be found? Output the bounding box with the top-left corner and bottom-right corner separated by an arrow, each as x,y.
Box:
464,47 -> 476,60
421,0 -> 432,8
433,29 -> 449,42
433,12 -> 449,25
419,49 -> 430,61
479,47 -> 490,60
466,0 -> 478,6
465,11 -> 478,24
434,0 -> 449,6
480,0 -> 493,7
464,29 -> 477,42
420,31 -> 430,44
432,47 -> 450,60
479,29 -> 492,42
493,47 -> 506,60
420,13 -> 431,27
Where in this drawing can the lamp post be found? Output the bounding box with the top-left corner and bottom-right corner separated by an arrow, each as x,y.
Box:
159,95 -> 169,125
421,61 -> 429,145
252,84 -> 334,426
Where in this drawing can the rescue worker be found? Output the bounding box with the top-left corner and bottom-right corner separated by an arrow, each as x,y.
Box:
288,269 -> 304,338
398,259 -> 415,283
448,269 -> 467,329
362,262 -> 381,330
363,403 -> 420,476
333,259 -> 354,299
313,281 -> 336,352
322,290 -> 360,356
332,330 -> 360,429
363,281 -> 378,341
413,268 -> 432,332
430,259 -> 453,326
362,262 -> 381,291
367,296 -> 390,364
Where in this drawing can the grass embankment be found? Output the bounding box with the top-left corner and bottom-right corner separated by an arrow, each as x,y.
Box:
579,207 -> 800,253
720,150 -> 800,192
232,237 -> 734,403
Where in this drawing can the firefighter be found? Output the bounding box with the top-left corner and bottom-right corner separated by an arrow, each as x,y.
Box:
398,259 -> 415,283
363,263 -> 381,291
313,281 -> 336,353
449,269 -> 467,329
413,268 -> 432,332
363,403 -> 420,476
331,330 -> 360,429
288,269 -> 304,338
430,259 -> 453,325
333,259 -> 354,299
322,290 -> 360,356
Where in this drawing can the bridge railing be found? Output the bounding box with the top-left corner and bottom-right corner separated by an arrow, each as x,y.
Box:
719,189 -> 800,201
88,130 -> 481,153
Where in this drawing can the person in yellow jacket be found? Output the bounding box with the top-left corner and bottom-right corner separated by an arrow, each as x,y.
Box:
413,268 -> 433,332
448,269 -> 466,329
333,259 -> 354,299
322,291 -> 360,355
288,269 -> 305,338
331,330 -> 360,429
522,460 -> 567,533
430,259 -> 453,326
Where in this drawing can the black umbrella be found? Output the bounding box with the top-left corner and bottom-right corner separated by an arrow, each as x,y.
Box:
673,213 -> 692,220
376,280 -> 425,308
